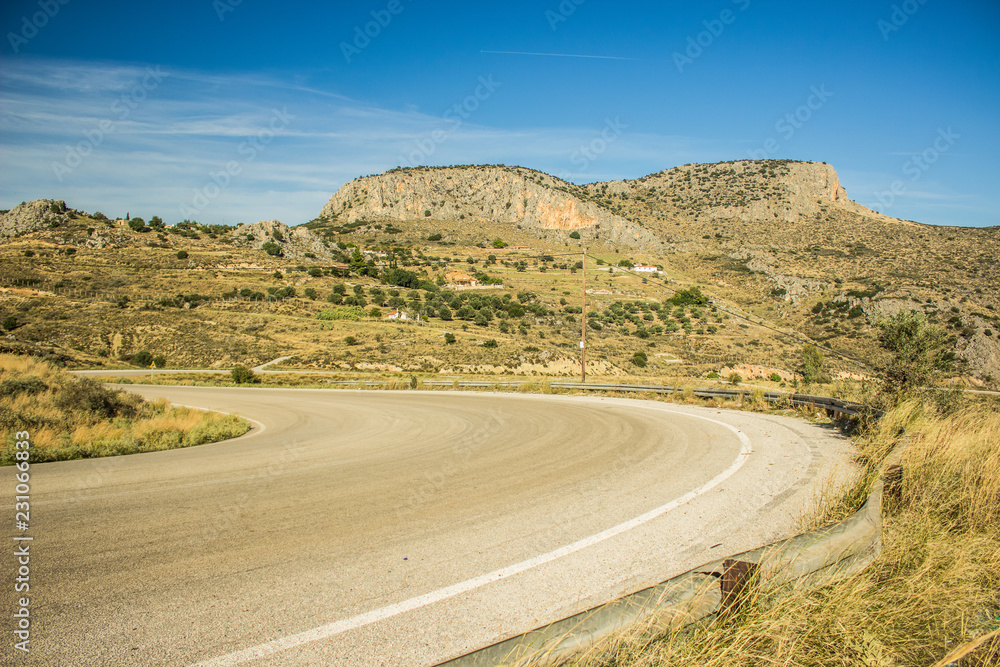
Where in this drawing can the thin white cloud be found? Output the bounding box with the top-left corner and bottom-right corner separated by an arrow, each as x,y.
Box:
1,58 -> 709,224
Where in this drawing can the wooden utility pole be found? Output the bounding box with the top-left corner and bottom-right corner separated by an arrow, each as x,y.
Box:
581,248 -> 587,383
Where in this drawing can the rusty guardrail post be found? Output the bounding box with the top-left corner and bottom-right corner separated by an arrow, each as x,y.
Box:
719,559 -> 758,619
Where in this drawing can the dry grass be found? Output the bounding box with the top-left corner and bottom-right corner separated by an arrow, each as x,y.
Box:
1,354 -> 249,463
561,398 -> 1000,667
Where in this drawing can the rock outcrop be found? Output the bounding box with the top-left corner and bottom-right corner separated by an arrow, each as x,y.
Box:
1,199 -> 72,238
231,220 -> 334,261
629,160 -> 879,223
319,166 -> 662,248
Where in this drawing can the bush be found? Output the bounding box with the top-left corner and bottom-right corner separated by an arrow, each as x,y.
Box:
344,336 -> 358,346
483,339 -> 498,348
0,376 -> 48,398
707,371 -> 720,379
428,233 -> 442,241
230,365 -> 258,384
769,372 -> 782,382
444,333 -> 456,344
317,307 -> 367,321
632,351 -> 648,368
728,372 -> 742,385
569,231 -> 581,239
176,250 -> 188,259
308,267 -> 322,277
55,377 -> 137,419
2,315 -> 18,331
133,351 -> 153,368
152,355 -> 167,369
262,241 -> 282,257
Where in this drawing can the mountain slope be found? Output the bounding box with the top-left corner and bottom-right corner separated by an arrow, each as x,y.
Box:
317,165 -> 662,249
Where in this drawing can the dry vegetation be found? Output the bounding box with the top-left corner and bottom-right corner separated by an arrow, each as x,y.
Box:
0,354 -> 249,463
563,398 -> 1000,667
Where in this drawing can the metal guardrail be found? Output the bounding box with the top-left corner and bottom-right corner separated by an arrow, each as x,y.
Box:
432,434 -> 904,667
326,379 -> 866,418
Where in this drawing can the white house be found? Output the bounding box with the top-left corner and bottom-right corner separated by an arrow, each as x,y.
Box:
634,265 -> 659,274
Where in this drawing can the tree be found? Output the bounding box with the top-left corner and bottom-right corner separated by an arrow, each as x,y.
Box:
801,344 -> 828,384
444,332 -> 456,344
176,250 -> 188,260
875,310 -> 952,400
133,351 -> 153,368
128,218 -> 146,232
262,241 -> 282,257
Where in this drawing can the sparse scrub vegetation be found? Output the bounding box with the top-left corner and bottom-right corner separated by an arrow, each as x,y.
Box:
0,355 -> 248,463
568,398 -> 1000,667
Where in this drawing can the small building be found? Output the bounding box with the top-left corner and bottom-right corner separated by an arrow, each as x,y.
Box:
386,310 -> 421,322
634,265 -> 659,274
446,271 -> 477,287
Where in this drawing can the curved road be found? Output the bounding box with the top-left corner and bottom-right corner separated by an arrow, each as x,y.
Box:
2,388 -> 853,666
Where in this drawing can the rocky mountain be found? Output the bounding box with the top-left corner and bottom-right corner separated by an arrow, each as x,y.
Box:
1,199 -> 73,238
318,165 -> 662,249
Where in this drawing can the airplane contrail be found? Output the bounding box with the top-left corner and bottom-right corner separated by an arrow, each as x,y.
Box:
480,50 -> 637,61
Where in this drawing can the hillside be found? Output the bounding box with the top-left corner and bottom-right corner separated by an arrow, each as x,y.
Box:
0,160 -> 997,385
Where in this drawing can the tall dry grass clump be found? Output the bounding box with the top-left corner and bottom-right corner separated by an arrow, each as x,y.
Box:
565,399 -> 1000,667
1,354 -> 249,463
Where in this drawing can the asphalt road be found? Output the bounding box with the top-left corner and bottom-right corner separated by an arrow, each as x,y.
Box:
1,387 -> 854,666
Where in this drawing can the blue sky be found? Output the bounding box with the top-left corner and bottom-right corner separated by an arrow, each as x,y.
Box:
1,0 -> 998,227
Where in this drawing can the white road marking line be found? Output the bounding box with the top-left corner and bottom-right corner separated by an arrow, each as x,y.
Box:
192,411 -> 752,666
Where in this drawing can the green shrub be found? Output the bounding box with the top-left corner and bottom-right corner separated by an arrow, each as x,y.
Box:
769,372 -> 782,382
262,241 -> 282,256
176,250 -> 188,259
344,336 -> 358,346
569,231 -> 581,239
133,351 -> 153,368
483,339 -> 498,348
230,365 -> 258,384
0,376 -> 48,398
2,315 -> 18,331
55,377 -> 138,418
632,351 -> 648,368
317,307 -> 367,321
444,333 -> 456,344
728,372 -> 742,385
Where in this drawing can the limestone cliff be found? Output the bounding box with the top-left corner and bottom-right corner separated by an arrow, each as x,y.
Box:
319,166 -> 662,248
